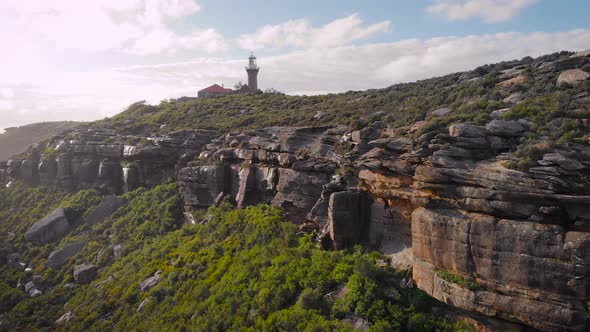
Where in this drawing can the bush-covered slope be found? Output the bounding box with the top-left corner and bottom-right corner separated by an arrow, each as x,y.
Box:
0,183 -> 468,331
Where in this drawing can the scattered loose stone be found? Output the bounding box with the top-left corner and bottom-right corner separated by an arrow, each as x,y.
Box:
431,107 -> 452,116
139,271 -> 162,292
55,311 -> 75,325
73,264 -> 98,284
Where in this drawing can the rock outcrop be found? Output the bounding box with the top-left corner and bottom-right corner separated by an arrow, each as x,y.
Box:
558,69 -> 590,85
2,128 -> 217,194
173,117 -> 588,330
328,191 -> 370,250
178,126 -> 342,223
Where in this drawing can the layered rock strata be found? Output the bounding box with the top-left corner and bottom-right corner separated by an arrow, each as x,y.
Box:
3,52 -> 590,331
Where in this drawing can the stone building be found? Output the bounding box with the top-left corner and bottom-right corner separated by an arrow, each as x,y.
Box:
197,84 -> 233,98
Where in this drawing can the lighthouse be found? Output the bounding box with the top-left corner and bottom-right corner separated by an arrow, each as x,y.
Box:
246,53 -> 259,93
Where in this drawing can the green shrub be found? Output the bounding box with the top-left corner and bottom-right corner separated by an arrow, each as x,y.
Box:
1,183 -> 468,331
436,269 -> 485,292
0,282 -> 26,313
297,288 -> 325,311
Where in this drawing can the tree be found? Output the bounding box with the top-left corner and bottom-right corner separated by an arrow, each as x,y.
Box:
234,81 -> 244,90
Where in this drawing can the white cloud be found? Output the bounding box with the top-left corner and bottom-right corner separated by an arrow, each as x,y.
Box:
0,0 -> 226,55
128,28 -> 227,55
238,14 -> 392,50
1,29 -> 589,131
427,0 -> 539,23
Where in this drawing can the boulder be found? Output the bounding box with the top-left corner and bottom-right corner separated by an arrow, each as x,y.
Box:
47,241 -> 87,269
24,281 -> 42,297
496,75 -> 527,89
73,264 -> 97,284
24,208 -> 71,245
485,120 -> 525,136
542,153 -> 584,171
85,195 -> 126,225
490,108 -> 511,120
557,69 -> 590,86
448,124 -> 486,138
431,107 -> 452,116
139,271 -> 162,292
502,93 -> 524,104
55,311 -> 75,325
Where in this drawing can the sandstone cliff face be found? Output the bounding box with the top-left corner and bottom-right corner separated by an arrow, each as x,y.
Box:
2,53 -> 590,331
3,127 -> 589,331
172,120 -> 588,330
2,128 -> 217,194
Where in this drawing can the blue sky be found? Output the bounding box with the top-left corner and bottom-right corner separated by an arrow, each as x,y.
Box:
0,0 -> 589,130
193,0 -> 589,45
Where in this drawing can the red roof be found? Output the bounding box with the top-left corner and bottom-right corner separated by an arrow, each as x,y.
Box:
198,84 -> 233,93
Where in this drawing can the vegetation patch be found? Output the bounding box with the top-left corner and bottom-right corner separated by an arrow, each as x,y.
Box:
436,269 -> 485,292
0,182 -> 470,331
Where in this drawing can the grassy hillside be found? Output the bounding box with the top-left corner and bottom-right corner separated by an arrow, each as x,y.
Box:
86,51 -> 590,171
88,52 -> 587,135
0,122 -> 81,160
0,183 -> 469,331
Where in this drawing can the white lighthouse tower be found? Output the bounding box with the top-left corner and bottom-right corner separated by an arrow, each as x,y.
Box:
246,53 -> 260,93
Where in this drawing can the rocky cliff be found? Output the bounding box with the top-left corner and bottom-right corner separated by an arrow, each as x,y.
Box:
2,50 -> 590,331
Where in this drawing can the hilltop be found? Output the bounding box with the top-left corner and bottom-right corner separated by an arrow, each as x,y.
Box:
86,50 -> 590,171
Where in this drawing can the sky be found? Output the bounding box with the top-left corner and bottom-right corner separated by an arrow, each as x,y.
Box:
0,0 -> 589,131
